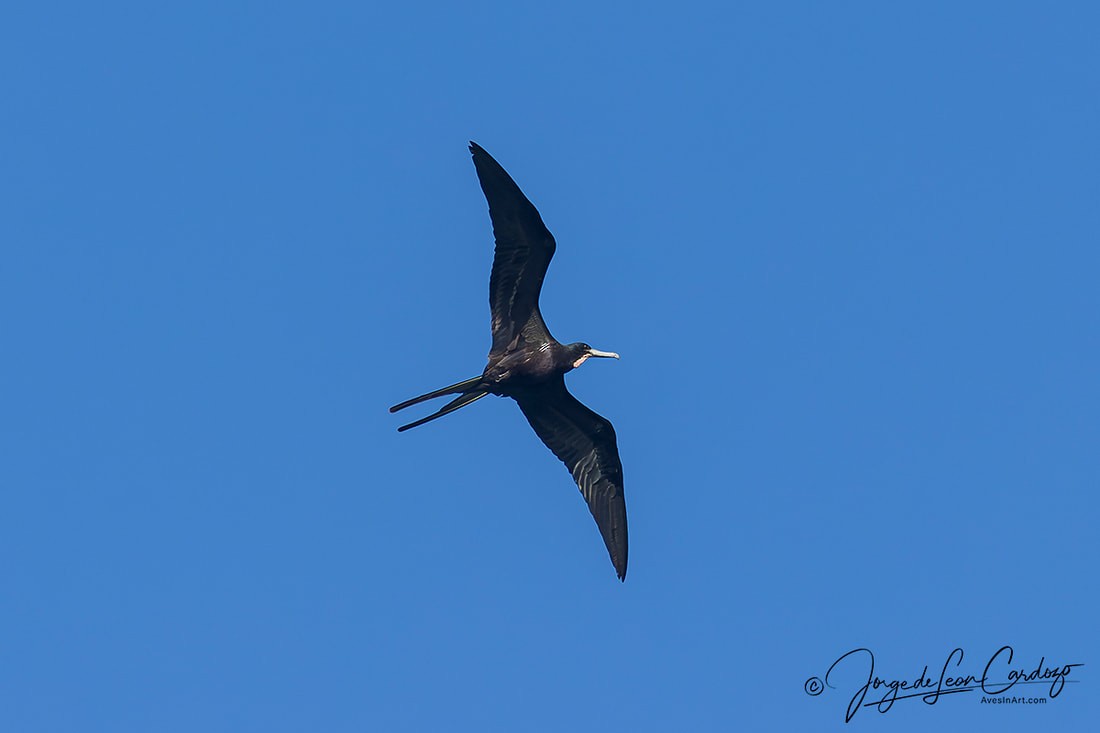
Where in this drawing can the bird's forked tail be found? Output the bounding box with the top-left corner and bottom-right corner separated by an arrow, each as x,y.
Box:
389,376 -> 488,432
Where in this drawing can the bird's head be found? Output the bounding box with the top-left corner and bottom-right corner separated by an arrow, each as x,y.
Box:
567,342 -> 620,369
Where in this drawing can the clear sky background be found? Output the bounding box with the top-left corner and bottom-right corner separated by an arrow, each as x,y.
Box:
2,2 -> 1096,731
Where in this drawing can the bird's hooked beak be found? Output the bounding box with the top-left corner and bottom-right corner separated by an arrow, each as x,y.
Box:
573,347 -> 620,368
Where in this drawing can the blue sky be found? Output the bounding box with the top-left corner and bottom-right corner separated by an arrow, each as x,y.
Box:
3,2 -> 1097,730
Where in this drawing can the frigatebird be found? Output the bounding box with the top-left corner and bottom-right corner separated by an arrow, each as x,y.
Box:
390,142 -> 628,581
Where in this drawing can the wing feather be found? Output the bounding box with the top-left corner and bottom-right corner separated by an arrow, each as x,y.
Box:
513,378 -> 628,580
469,142 -> 556,354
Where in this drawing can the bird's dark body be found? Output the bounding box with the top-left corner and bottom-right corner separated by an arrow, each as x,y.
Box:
390,143 -> 628,581
484,342 -> 576,388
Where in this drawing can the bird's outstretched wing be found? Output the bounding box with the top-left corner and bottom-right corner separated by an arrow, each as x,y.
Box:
469,142 -> 556,355
513,377 -> 628,580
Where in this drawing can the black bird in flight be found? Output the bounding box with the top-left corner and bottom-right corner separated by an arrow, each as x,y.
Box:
390,142 -> 628,581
